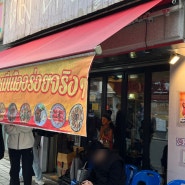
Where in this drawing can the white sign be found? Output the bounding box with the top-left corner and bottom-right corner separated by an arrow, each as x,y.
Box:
156,118 -> 166,132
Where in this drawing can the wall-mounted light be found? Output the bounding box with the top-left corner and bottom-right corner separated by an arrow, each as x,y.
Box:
129,74 -> 138,79
169,54 -> 180,65
128,93 -> 136,100
129,51 -> 137,59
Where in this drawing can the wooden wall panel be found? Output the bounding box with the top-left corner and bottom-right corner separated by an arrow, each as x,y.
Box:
3,0 -> 125,44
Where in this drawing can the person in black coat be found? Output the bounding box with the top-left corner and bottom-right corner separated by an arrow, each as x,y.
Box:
161,145 -> 168,185
0,124 -> 5,160
82,141 -> 125,185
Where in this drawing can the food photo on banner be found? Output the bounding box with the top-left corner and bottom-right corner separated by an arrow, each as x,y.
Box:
0,55 -> 94,136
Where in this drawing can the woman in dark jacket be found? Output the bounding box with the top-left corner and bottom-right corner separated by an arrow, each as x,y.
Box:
0,124 -> 5,160
82,141 -> 125,185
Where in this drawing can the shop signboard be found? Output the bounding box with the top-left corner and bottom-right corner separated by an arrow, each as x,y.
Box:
0,55 -> 94,136
3,0 -> 138,44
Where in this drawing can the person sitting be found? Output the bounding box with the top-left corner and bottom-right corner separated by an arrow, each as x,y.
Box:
82,141 -> 125,185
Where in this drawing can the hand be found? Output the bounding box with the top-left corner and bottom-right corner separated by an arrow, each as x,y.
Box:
81,180 -> 93,185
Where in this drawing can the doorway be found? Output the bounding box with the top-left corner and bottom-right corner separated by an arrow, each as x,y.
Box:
88,66 -> 169,171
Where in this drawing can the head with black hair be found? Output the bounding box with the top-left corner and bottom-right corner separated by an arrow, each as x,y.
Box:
87,141 -> 109,164
107,110 -> 112,117
102,112 -> 111,126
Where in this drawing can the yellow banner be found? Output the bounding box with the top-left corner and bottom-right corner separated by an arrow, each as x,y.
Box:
0,55 -> 94,136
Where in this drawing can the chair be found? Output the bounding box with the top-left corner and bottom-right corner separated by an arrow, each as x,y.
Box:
168,180 -> 185,185
131,170 -> 161,185
125,164 -> 138,185
71,180 -> 77,185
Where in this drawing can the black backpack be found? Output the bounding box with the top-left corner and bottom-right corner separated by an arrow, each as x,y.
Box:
33,129 -> 57,137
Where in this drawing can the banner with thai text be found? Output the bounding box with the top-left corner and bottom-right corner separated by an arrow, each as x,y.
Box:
0,55 -> 94,136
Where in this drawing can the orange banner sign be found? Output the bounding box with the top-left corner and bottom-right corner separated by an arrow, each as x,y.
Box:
0,55 -> 94,136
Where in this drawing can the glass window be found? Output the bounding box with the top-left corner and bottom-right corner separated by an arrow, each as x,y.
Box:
89,78 -> 103,118
106,75 -> 122,123
127,74 -> 145,140
151,71 -> 169,140
150,71 -> 169,173
126,73 -> 144,167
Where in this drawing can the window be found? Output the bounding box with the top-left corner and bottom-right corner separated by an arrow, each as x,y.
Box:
89,78 -> 103,118
106,75 -> 122,123
150,71 -> 169,172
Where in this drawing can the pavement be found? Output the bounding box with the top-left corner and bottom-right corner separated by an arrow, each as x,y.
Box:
0,158 -> 10,185
0,154 -> 59,185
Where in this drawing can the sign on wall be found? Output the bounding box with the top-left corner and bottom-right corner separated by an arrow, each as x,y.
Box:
179,92 -> 185,125
3,0 -> 128,44
0,55 -> 94,136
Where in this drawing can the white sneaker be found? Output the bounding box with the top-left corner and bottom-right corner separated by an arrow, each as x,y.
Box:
35,179 -> 45,185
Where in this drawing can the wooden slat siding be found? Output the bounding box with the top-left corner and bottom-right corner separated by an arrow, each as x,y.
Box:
87,0 -> 93,15
78,0 -> 86,17
93,0 -> 102,12
3,0 -> 125,44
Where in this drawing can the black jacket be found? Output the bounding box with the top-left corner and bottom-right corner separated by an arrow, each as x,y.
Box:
0,125 -> 4,160
88,152 -> 125,185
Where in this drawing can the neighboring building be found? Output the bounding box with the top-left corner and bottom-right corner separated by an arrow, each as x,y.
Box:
0,0 -> 185,183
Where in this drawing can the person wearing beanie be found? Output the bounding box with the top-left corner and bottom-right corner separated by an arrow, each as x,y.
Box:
99,112 -> 113,149
82,141 -> 125,185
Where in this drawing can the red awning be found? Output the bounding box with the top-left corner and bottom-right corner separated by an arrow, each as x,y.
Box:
0,0 -> 161,69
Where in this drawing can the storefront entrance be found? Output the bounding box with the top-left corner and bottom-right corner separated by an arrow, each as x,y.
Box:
88,64 -> 169,171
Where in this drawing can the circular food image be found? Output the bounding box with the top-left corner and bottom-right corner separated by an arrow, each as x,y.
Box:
69,104 -> 84,132
0,103 -> 5,121
34,104 -> 47,126
50,104 -> 66,128
7,103 -> 18,122
20,103 -> 31,123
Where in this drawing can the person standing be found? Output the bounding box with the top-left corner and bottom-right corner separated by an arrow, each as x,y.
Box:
5,125 -> 34,185
100,113 -> 114,149
0,124 -> 4,160
113,104 -> 125,157
32,131 -> 45,185
19,131 -> 45,184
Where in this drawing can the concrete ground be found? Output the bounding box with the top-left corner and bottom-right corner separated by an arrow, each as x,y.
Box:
0,158 -> 10,185
0,157 -> 59,185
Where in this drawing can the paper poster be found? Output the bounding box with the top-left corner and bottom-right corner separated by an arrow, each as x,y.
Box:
179,92 -> 185,125
0,55 -> 94,136
179,149 -> 185,167
156,118 -> 166,132
92,103 -> 99,111
90,94 -> 96,102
